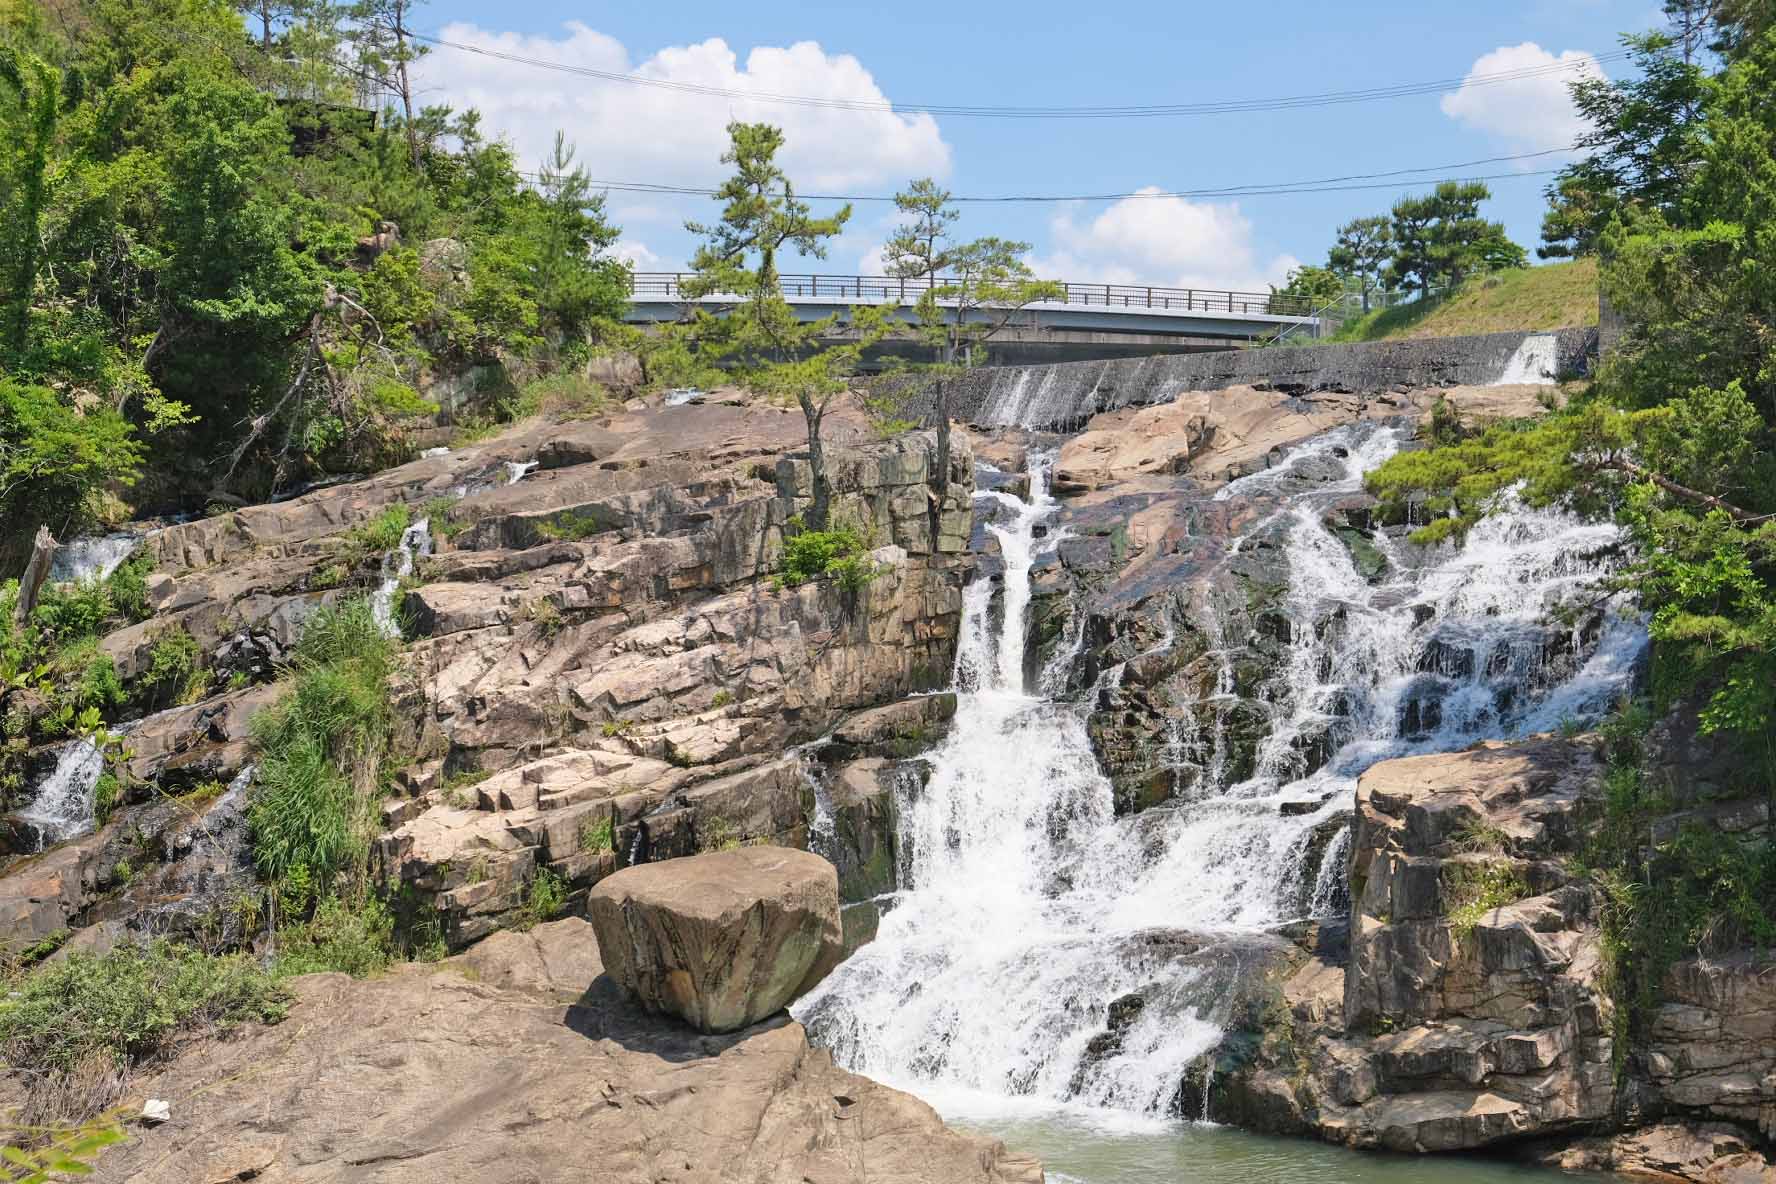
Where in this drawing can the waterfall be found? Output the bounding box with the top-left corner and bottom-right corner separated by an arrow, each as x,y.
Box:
16,737 -> 105,850
796,422 -> 1646,1123
1494,333 -> 1558,385
48,534 -> 139,585
505,460 -> 538,485
371,518 -> 432,637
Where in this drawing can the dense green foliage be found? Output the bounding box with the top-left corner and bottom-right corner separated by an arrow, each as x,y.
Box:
271,894 -> 396,976
776,520 -> 877,592
0,0 -> 628,562
1268,264 -> 1344,310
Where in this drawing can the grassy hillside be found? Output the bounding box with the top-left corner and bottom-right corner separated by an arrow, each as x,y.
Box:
1332,258 -> 1599,343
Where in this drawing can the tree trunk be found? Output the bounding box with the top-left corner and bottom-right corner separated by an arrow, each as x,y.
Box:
395,0 -> 418,166
16,526 -> 57,624
800,393 -> 831,531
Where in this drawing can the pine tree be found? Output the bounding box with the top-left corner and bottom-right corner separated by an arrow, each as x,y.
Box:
883,178 -> 1060,492
684,122 -> 883,530
1327,215 -> 1393,312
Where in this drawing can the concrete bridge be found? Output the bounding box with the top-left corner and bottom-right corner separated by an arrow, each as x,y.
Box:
625,273 -> 1324,366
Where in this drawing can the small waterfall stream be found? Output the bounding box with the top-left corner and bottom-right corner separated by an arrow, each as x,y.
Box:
796,423 -> 1645,1138
1494,333 -> 1559,385
15,737 -> 104,851
47,534 -> 140,585
370,518 -> 432,637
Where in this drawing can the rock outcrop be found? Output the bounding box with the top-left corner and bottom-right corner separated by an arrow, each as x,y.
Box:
588,846 -> 844,1033
2,397 -> 973,954
89,919 -> 1043,1184
1189,735 -> 1776,1178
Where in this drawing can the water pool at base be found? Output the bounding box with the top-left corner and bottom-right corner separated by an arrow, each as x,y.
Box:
953,1109 -> 1618,1184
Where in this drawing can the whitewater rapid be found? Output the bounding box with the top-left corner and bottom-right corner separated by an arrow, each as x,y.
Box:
796,422 -> 1645,1124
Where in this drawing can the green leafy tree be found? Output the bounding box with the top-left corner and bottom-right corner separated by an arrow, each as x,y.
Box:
1327,215 -> 1394,312
1538,31 -> 1710,259
1269,263 -> 1343,310
0,381 -> 144,569
883,178 -> 1061,492
0,46 -> 61,364
684,122 -> 882,530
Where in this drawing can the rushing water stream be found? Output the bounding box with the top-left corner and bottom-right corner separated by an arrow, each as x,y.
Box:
796,423 -> 1644,1181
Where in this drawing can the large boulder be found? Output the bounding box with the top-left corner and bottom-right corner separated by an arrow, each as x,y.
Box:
588,846 -> 844,1033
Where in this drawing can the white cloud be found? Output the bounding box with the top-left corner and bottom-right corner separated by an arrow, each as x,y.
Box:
1439,42 -> 1606,156
1028,190 -> 1298,293
414,22 -> 951,197
611,240 -> 662,270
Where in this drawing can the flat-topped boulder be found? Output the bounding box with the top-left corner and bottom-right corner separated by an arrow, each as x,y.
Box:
588,846 -> 844,1033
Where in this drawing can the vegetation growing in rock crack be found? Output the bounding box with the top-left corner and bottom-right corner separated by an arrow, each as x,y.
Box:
244,596 -> 422,976
776,518 -> 878,592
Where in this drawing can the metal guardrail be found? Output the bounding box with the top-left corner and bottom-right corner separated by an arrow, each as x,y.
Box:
628,272 -> 1317,318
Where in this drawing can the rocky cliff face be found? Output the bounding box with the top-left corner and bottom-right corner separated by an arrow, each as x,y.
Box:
1,399 -> 971,954
1195,736 -> 1776,1179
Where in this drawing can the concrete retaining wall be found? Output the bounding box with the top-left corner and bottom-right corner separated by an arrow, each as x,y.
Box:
918,327 -> 1597,431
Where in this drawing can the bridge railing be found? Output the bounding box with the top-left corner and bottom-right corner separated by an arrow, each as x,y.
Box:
627,272 -> 1315,318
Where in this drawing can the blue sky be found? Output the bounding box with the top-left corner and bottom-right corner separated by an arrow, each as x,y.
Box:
411,0 -> 1661,290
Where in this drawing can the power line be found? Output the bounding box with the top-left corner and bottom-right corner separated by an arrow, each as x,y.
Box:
515,150 -> 1571,204
417,30 -> 1624,120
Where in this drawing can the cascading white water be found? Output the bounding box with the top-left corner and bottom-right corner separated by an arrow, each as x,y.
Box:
505,460 -> 538,485
47,534 -> 140,584
371,518 -> 432,637
16,737 -> 104,850
797,421 -> 1646,1125
1494,333 -> 1559,385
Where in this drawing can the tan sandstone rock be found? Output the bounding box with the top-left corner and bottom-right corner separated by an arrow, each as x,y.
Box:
588,846 -> 844,1033
90,919 -> 1042,1184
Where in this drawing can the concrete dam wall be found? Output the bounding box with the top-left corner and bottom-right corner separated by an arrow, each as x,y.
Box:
929,327 -> 1597,431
